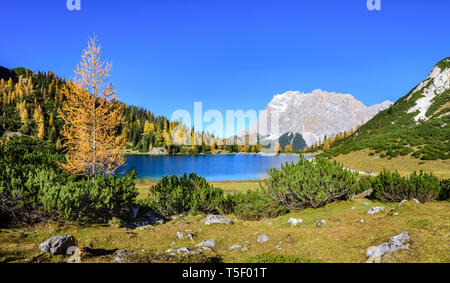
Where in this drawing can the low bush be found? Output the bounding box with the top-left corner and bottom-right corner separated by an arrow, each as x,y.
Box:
439,179 -> 449,200
232,190 -> 288,221
147,173 -> 229,217
38,170 -> 138,222
0,137 -> 138,225
371,169 -> 441,203
355,176 -> 374,195
262,155 -> 358,211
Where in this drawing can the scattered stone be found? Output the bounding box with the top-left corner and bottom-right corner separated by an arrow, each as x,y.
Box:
367,206 -> 385,215
113,249 -> 137,263
351,206 -> 356,210
393,212 -> 399,216
400,200 -> 408,206
137,225 -> 153,230
257,234 -> 270,243
229,244 -> 242,250
360,219 -> 365,223
134,213 -> 164,227
275,246 -> 282,250
204,215 -> 231,225
195,239 -> 216,248
66,248 -> 82,263
177,231 -> 194,241
241,247 -> 249,251
39,235 -> 77,255
366,232 -> 410,263
171,214 -> 184,220
363,202 -> 370,205
411,198 -> 420,204
170,241 -> 176,246
316,218 -> 327,227
288,218 -> 303,226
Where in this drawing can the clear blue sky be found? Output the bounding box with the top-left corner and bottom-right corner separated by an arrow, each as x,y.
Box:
2,0 -> 449,136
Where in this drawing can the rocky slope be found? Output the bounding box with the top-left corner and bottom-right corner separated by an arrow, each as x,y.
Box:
323,57 -> 450,160
242,89 -> 392,147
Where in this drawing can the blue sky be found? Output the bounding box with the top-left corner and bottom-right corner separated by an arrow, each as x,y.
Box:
2,0 -> 449,136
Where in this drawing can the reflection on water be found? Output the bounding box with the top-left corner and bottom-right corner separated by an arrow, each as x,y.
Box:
120,154 -> 313,181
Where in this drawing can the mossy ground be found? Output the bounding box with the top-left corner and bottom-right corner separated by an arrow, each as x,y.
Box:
1,198 -> 448,263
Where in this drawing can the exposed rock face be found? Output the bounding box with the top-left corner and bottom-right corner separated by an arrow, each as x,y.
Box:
366,232 -> 410,263
148,147 -> 168,155
39,235 -> 77,255
243,89 -> 392,146
204,215 -> 231,225
407,60 -> 450,122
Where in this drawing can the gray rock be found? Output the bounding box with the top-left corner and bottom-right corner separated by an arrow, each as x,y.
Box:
367,206 -> 385,215
134,213 -> 164,227
177,231 -> 194,241
366,232 -> 410,262
288,218 -> 303,226
257,234 -> 270,243
229,244 -> 242,250
204,215 -> 231,225
411,198 -> 420,204
316,218 -> 327,227
113,249 -> 137,263
195,239 -> 216,248
241,247 -> 249,251
67,248 -> 82,263
39,235 -> 77,255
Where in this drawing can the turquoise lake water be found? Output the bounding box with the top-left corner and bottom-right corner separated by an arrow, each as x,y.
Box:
120,154 -> 311,181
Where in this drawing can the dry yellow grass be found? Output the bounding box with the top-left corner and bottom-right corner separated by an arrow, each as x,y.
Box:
1,200 -> 448,263
332,149 -> 450,179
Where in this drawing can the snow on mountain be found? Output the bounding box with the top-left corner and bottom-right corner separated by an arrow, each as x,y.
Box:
242,89 -> 392,146
406,59 -> 450,122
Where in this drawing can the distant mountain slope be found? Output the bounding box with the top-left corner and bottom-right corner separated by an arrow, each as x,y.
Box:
322,57 -> 450,160
242,89 -> 392,147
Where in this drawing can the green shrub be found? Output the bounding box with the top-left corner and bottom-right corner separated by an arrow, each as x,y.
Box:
147,173 -> 228,217
245,252 -> 313,263
439,179 -> 450,200
355,176 -> 374,195
232,190 -> 288,220
372,169 -> 441,203
38,170 -> 138,222
262,155 -> 358,210
0,137 -> 138,225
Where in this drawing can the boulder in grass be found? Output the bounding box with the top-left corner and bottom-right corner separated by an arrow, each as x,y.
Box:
367,206 -> 385,215
39,235 -> 77,255
288,218 -> 303,226
195,239 -> 216,248
204,215 -> 231,225
257,234 -> 270,243
367,232 -> 410,263
113,249 -> 138,263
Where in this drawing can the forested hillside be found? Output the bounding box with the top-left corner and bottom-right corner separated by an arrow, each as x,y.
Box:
320,57 -> 449,161
0,67 -> 267,154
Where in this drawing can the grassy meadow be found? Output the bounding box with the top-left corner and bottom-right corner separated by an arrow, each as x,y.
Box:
1,198 -> 448,263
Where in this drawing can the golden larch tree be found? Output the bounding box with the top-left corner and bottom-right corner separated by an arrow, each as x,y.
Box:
58,36 -> 126,175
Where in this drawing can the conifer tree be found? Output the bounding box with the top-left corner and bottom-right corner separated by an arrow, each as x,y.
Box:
58,36 -> 126,175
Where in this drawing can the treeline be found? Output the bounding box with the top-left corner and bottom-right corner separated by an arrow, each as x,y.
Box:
0,68 -> 283,155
